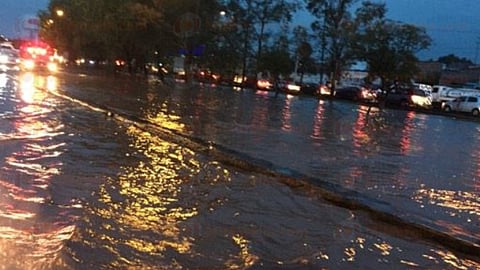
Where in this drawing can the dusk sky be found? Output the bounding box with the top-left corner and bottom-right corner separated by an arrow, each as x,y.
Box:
2,0 -> 480,62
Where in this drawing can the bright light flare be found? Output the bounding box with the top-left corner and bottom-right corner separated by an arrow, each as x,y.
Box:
286,83 -> 301,92
22,59 -> 35,70
234,75 -> 245,84
257,79 -> 272,89
47,62 -> 58,72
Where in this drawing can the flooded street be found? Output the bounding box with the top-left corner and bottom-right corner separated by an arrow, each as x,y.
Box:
0,70 -> 478,269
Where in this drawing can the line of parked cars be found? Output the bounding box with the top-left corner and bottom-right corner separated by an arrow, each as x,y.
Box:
329,82 -> 433,109
189,68 -> 480,117
332,82 -> 480,117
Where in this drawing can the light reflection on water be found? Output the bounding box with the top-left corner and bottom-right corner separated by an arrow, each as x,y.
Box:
59,88 -> 477,269
1,73 -> 478,268
134,87 -> 479,259
76,123 -> 264,268
0,72 -> 75,268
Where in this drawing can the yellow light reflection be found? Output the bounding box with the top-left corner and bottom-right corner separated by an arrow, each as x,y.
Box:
18,72 -> 58,105
413,189 -> 480,217
432,249 -> 480,270
46,75 -> 58,91
344,247 -> 356,261
94,124 -> 208,265
227,234 -> 259,268
374,242 -> 393,256
146,111 -> 185,132
19,72 -> 36,103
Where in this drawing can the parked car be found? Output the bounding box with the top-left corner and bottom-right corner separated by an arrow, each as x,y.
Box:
299,82 -> 318,96
194,69 -> 221,83
316,83 -> 332,96
442,95 -> 480,116
274,79 -> 300,94
381,84 -> 432,108
256,70 -> 274,90
334,85 -> 377,102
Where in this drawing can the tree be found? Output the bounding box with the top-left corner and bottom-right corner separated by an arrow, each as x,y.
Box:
222,0 -> 299,76
249,0 -> 299,69
257,24 -> 295,78
39,0 -> 220,74
258,48 -> 294,79
40,0 -> 165,65
306,0 -> 358,94
293,25 -> 314,79
354,1 -> 431,89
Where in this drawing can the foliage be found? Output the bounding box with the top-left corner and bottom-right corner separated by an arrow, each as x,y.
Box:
221,0 -> 299,74
40,0 -> 220,68
257,48 -> 294,78
39,0 -> 432,84
353,1 -> 431,88
306,0 -> 358,91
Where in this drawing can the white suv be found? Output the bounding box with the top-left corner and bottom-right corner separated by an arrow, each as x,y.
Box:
443,95 -> 480,116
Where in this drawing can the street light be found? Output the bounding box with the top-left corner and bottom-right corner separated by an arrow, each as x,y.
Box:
56,9 -> 64,17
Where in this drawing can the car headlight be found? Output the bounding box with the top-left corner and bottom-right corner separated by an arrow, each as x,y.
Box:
47,62 -> 58,72
23,59 -> 35,70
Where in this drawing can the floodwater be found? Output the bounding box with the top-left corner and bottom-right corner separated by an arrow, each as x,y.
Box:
0,71 -> 478,269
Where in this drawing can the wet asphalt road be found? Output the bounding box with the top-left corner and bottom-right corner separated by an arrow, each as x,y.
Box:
0,69 -> 478,269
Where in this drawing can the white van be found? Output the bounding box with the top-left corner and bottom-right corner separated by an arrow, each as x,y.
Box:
432,85 -> 452,103
432,86 -> 480,105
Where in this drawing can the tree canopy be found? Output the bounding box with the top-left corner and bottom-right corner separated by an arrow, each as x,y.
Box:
306,0 -> 431,88
38,0 -> 432,84
353,1 -> 431,87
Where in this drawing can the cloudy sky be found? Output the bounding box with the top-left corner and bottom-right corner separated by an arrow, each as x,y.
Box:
2,0 -> 480,62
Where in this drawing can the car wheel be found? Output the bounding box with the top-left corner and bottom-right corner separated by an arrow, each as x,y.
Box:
472,109 -> 480,116
444,105 -> 452,112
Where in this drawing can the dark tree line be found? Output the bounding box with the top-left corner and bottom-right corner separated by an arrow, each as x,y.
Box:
39,0 -> 431,85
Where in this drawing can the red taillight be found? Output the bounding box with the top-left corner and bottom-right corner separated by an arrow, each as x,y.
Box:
20,41 -> 53,59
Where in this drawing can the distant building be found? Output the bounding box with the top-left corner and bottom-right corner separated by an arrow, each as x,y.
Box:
416,60 -> 480,87
440,65 -> 480,86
